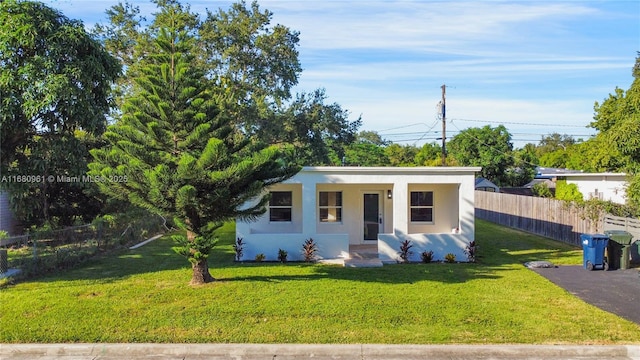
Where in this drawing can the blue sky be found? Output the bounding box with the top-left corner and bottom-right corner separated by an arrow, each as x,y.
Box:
44,0 -> 640,148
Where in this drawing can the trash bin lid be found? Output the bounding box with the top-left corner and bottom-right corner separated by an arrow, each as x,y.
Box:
580,233 -> 608,240
604,230 -> 634,245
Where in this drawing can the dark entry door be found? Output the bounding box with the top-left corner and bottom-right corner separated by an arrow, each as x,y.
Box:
363,193 -> 380,241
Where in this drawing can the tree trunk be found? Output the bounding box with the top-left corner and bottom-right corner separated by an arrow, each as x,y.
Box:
190,258 -> 215,285
185,230 -> 215,285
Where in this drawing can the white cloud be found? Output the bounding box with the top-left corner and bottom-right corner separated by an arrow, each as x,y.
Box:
263,1 -> 599,53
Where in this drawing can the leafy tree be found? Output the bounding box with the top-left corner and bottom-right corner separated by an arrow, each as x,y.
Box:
266,89 -> 361,166
385,144 -> 418,167
506,145 -> 538,187
535,133 -> 575,158
199,0 -> 301,132
91,1 -> 147,112
0,0 -> 120,226
92,1 -> 146,70
589,54 -> 640,170
447,125 -> 514,186
343,143 -> 388,166
565,137 -> 624,173
626,173 -> 640,211
357,130 -> 390,146
94,1 -> 359,164
89,20 -> 298,284
414,142 -> 443,166
588,54 -> 640,209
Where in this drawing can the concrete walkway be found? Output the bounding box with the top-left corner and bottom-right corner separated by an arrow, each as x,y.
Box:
2,343 -> 640,360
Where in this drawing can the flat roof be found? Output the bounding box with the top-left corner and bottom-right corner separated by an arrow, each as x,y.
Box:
301,166 -> 482,174
540,172 -> 627,178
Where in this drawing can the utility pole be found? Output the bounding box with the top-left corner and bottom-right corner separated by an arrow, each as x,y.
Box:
441,84 -> 446,166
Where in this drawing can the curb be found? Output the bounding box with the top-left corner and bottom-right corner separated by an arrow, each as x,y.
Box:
1,343 -> 640,360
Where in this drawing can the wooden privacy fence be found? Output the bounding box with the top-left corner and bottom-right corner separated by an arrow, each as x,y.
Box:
602,214 -> 640,239
474,191 -> 601,246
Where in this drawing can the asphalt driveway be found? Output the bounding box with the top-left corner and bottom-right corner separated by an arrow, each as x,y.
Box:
532,265 -> 640,325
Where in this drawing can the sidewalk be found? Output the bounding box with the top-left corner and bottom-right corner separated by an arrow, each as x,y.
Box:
2,343 -> 640,360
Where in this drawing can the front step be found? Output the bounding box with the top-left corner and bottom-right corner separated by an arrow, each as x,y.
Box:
346,244 -> 383,267
344,258 -> 383,268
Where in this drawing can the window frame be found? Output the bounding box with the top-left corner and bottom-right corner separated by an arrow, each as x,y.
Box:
409,191 -> 434,223
269,191 -> 292,222
318,191 -> 343,223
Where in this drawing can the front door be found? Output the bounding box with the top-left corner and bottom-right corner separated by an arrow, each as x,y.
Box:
363,192 -> 381,241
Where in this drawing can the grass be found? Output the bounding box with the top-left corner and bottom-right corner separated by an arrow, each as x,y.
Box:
0,220 -> 638,344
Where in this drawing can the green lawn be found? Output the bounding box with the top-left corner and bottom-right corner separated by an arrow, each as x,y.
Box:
1,220 -> 638,344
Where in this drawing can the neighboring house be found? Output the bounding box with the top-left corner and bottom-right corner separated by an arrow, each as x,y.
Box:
236,166 -> 481,264
475,177 -> 499,192
502,178 -> 556,197
0,190 -> 18,235
557,172 -> 627,204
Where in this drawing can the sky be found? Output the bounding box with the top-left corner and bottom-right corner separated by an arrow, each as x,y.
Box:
43,0 -> 640,148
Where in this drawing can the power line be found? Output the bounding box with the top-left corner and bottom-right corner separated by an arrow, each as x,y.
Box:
450,117 -> 590,128
377,121 -> 439,133
449,121 -> 541,169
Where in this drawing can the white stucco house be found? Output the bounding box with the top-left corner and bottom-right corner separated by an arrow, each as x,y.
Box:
539,171 -> 628,205
236,166 -> 481,264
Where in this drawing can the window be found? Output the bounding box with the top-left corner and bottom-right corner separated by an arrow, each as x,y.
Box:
269,191 -> 292,222
410,191 -> 433,222
319,191 -> 342,222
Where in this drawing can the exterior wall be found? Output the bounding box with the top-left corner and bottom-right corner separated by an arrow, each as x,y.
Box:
236,166 -> 480,262
407,183 -> 459,234
564,174 -> 627,205
378,233 -> 470,263
379,174 -> 476,263
316,183 -> 393,245
239,233 -> 349,262
240,183 -> 303,234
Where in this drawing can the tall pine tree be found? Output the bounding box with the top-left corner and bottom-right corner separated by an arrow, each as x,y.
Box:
89,12 -> 298,284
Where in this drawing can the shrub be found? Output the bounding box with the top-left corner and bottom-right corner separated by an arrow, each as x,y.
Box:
532,182 -> 553,198
398,239 -> 413,263
255,253 -> 265,262
445,253 -> 456,263
278,248 -> 288,263
555,180 -> 583,202
421,250 -> 434,263
465,240 -> 477,262
233,237 -> 244,262
301,238 -> 318,262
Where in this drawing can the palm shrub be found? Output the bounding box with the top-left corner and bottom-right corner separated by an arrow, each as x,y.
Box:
278,248 -> 288,263
421,250 -> 434,263
465,240 -> 477,262
398,239 -> 413,263
301,238 -> 318,262
233,237 -> 244,262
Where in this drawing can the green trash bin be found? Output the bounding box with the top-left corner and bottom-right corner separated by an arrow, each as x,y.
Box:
604,230 -> 634,270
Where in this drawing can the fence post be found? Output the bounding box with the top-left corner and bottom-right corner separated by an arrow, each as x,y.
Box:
0,249 -> 7,273
32,236 -> 38,270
